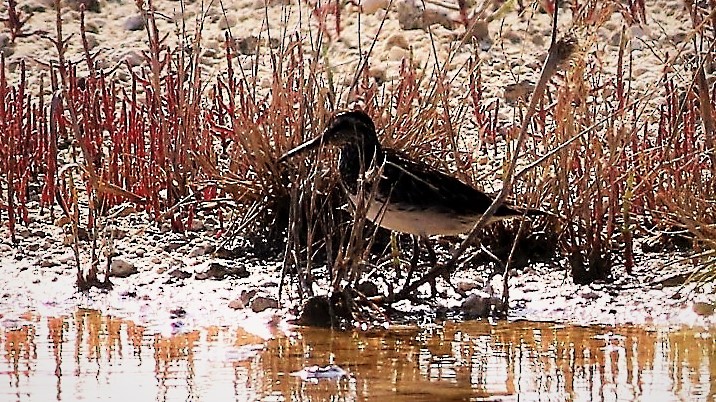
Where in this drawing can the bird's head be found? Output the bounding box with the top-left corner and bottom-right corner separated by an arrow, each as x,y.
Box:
279,110 -> 378,162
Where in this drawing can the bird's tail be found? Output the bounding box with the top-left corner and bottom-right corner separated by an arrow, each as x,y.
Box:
496,204 -> 556,219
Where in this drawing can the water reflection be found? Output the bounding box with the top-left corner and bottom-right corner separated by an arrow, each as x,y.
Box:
1,310 -> 714,401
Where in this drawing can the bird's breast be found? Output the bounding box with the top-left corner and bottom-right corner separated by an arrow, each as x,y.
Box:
348,193 -> 485,236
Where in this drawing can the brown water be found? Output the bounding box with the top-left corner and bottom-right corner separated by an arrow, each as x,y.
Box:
1,309 -> 714,401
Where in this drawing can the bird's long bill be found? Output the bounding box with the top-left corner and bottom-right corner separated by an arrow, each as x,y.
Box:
278,134 -> 325,163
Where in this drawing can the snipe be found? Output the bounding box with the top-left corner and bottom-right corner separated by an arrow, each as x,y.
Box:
279,110 -> 545,236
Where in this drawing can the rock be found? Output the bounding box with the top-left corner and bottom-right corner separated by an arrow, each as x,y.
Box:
168,269 -> 191,279
368,67 -> 387,84
251,0 -> 290,8
57,252 -> 75,264
580,287 -> 600,300
232,36 -> 280,56
27,243 -> 41,252
107,203 -> 136,218
30,229 -> 46,238
422,7 -> 455,30
54,216 -> 71,227
0,38 -> 14,57
464,20 -> 491,50
164,239 -> 186,252
39,258 -> 59,268
250,296 -> 279,313
65,0 -> 100,13
693,302 -> 715,317
388,47 -> 409,61
83,21 -> 100,34
503,81 -> 535,104
124,14 -> 146,31
110,258 -> 137,277
456,279 -> 483,294
17,227 -> 32,238
134,248 -> 146,257
461,291 -> 491,319
386,33 -> 409,50
396,0 -> 456,30
396,0 -> 424,30
358,0 -> 388,13
0,33 -> 11,49
84,33 -> 99,50
189,219 -> 204,231
228,299 -> 245,310
123,49 -> 145,67
195,262 -> 248,280
22,0 -> 49,12
111,227 -> 128,240
188,243 -> 214,257
356,281 -> 379,297
240,289 -> 258,305
169,307 -> 186,319
218,14 -> 236,30
204,216 -> 219,227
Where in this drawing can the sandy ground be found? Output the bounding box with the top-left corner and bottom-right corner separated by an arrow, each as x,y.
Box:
1,0 -> 715,333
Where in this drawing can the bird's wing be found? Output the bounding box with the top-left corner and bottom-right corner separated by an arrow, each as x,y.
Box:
380,151 -> 498,215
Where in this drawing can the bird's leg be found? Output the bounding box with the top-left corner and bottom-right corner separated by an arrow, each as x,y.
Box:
480,244 -> 506,280
422,237 -> 438,264
390,232 -> 402,279
405,235 -> 418,287
421,237 -> 453,296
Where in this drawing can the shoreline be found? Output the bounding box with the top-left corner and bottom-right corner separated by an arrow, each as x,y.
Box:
1,207 -> 714,334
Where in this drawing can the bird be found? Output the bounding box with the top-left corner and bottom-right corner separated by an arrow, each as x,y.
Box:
279,110 -> 546,237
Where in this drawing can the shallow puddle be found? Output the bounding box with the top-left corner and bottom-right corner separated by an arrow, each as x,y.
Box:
1,309 -> 714,401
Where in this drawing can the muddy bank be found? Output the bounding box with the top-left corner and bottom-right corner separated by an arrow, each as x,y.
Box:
0,205 -> 714,335
0,0 -> 714,333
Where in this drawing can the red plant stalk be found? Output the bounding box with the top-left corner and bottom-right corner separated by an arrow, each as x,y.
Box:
42,93 -> 59,209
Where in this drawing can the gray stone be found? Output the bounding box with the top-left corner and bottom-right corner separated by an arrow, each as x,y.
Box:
66,0 -> 100,13
461,291 -> 491,319
123,14 -> 145,31
110,258 -> 138,278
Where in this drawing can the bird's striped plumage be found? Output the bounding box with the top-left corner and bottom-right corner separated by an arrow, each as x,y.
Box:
280,110 -> 543,236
